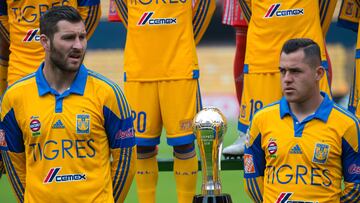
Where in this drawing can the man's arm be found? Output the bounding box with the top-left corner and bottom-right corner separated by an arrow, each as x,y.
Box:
0,91 -> 26,202
318,0 -> 337,35
237,0 -> 251,23
114,0 -> 128,28
192,0 -> 216,44
103,83 -> 136,203
340,120 -> 360,202
76,0 -> 101,39
243,116 -> 264,203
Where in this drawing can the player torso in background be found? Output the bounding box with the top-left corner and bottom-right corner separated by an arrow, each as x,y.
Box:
246,0 -> 326,73
6,0 -> 78,85
124,0 -> 199,81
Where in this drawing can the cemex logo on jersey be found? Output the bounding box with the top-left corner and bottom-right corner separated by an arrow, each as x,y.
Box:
264,4 -> 304,18
23,29 -> 40,42
276,192 -> 318,203
138,12 -> 177,26
44,167 -> 86,184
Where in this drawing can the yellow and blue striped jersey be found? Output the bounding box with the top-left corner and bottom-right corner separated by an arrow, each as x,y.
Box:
0,63 -> 136,203
337,0 -> 360,118
244,93 -> 360,203
0,0 -> 101,85
114,0 -> 215,81
238,0 -> 336,74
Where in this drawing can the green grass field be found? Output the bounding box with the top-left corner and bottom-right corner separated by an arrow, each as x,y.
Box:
0,120 -> 252,202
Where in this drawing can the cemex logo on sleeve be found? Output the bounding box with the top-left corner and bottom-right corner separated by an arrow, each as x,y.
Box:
43,167 -> 86,184
264,4 -> 304,18
138,12 -> 177,26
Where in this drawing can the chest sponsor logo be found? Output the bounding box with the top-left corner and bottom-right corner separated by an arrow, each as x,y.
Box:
23,28 -> 40,42
289,144 -> 302,154
137,12 -> 177,26
276,192 -> 318,203
264,4 -> 304,18
0,129 -> 7,147
30,116 -> 41,137
43,167 -> 86,184
348,164 -> 360,175
267,138 -> 277,158
76,114 -> 90,134
52,119 -> 65,129
312,143 -> 330,164
244,154 -> 255,174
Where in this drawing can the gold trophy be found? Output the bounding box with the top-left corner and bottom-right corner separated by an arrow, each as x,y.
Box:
193,107 -> 232,203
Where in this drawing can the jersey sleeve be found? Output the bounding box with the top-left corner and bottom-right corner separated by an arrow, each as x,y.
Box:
102,83 -> 136,203
77,0 -> 101,39
0,0 -> 9,43
192,0 -> 216,44
318,0 -> 337,35
0,91 -> 26,203
340,120 -> 360,202
243,115 -> 264,203
114,0 -> 128,28
337,0 -> 360,32
237,0 -> 251,23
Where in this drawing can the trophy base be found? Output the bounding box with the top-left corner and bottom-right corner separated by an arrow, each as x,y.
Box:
193,194 -> 232,203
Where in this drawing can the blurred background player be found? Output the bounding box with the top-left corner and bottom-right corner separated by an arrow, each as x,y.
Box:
222,0 -> 337,157
221,0 -> 248,156
338,0 -> 360,118
0,6 -> 135,202
0,0 -> 101,179
244,38 -> 360,203
112,0 -> 215,202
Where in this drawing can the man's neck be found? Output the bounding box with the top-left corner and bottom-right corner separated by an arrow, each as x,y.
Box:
289,92 -> 323,122
43,62 -> 77,95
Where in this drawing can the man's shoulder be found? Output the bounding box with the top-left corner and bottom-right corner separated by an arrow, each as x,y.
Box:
6,73 -> 37,96
254,101 -> 281,119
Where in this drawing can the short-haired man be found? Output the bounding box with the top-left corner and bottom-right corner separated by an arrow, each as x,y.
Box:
244,38 -> 360,202
0,6 -> 135,203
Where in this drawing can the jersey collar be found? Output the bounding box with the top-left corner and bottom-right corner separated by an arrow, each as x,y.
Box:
36,62 -> 88,96
280,92 -> 333,122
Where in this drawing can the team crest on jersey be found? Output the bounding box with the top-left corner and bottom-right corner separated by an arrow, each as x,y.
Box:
0,129 -> 7,147
76,114 -> 90,134
267,138 -> 277,158
264,4 -> 304,18
30,116 -> 41,137
243,154 -> 255,174
276,192 -> 318,203
312,143 -> 330,164
137,12 -> 177,26
346,2 -> 355,16
23,29 -> 40,42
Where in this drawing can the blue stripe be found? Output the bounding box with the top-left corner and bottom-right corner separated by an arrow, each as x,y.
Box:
239,0 -> 251,21
252,178 -> 263,202
192,70 -> 199,79
2,152 -> 24,202
193,0 -> 207,35
167,134 -> 196,146
356,50 -> 360,59
142,12 -> 153,25
115,0 -> 128,24
321,60 -> 328,70
238,121 -> 248,134
136,137 -> 160,146
114,148 -> 127,201
115,148 -> 132,201
112,148 -> 124,188
321,0 -> 329,26
319,0 -> 326,26
249,178 -> 260,203
348,65 -> 356,110
342,184 -> 358,202
77,0 -> 100,6
246,178 -> 259,203
0,23 -> 10,41
244,64 -> 249,73
194,0 -> 210,38
85,6 -> 99,36
89,71 -> 131,119
124,72 -> 127,82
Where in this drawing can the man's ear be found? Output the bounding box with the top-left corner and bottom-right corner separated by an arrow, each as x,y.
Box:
315,66 -> 325,81
40,34 -> 50,51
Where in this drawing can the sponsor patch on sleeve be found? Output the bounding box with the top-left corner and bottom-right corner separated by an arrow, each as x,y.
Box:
244,154 -> 255,174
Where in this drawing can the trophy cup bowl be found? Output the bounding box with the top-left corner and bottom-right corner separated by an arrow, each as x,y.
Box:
193,107 -> 232,203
